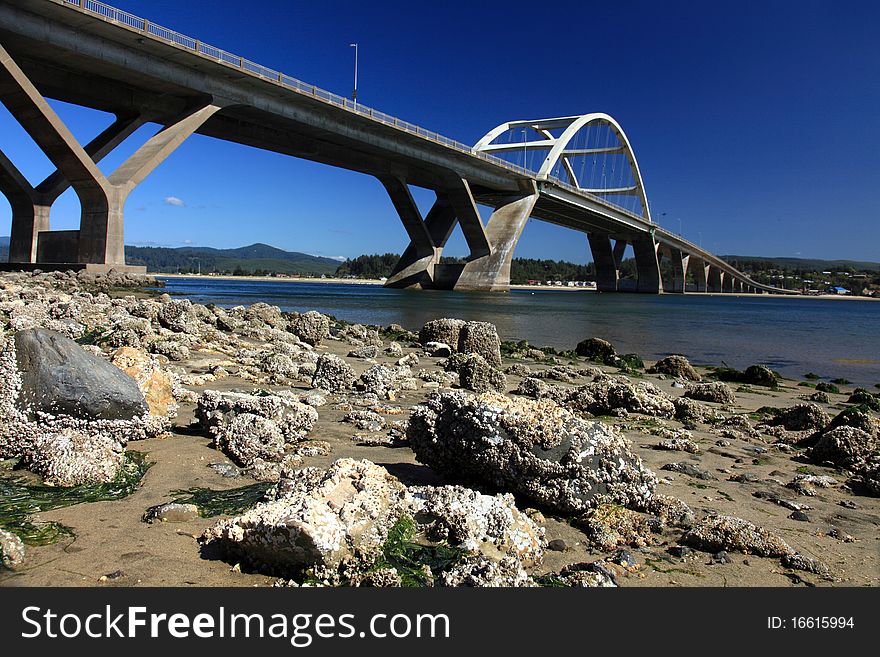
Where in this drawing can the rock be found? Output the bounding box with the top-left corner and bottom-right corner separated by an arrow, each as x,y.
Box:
515,376 -> 675,418
288,311 -> 330,346
458,321 -> 502,367
13,329 -> 147,421
547,539 -> 567,552
788,510 -> 811,522
770,403 -> 830,432
196,390 -> 318,438
208,462 -> 242,478
396,353 -> 420,368
424,341 -> 452,357
682,515 -> 793,557
407,391 -> 657,514
556,561 -> 617,587
673,397 -> 723,425
505,363 -> 532,377
216,413 -> 287,467
457,353 -> 507,393
644,494 -> 696,528
437,556 -> 535,587
743,364 -> 777,387
661,462 -> 716,480
809,426 -> 876,471
358,364 -> 406,400
648,355 -> 702,382
684,381 -> 736,405
404,485 -> 545,566
20,429 -> 125,486
157,298 -> 201,334
384,342 -> 403,358
143,502 -> 200,523
419,319 -> 466,351
347,345 -> 379,359
338,324 -> 382,347
312,354 -> 356,393
0,529 -> 25,569
343,409 -> 386,432
655,437 -> 700,453
196,390 -> 318,468
575,337 -> 616,362
781,552 -> 830,576
110,347 -> 177,420
576,504 -> 662,550
202,459 -> 406,580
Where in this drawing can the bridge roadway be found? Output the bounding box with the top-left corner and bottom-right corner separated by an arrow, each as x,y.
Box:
0,0 -> 787,294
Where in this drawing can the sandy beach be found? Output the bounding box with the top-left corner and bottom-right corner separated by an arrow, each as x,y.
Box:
0,270 -> 877,588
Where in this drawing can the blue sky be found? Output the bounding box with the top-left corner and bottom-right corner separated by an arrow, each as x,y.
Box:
1,0 -> 878,263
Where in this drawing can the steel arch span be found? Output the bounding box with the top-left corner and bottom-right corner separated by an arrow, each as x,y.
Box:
474,113 -> 652,221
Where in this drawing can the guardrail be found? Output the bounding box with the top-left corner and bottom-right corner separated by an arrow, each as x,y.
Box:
58,0 -> 652,222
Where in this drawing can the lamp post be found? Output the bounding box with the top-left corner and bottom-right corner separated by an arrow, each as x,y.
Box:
349,43 -> 358,106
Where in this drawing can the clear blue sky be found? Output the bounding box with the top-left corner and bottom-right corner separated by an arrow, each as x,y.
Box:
1,0 -> 878,263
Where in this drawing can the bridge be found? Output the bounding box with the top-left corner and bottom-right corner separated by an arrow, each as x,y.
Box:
0,0 -> 787,294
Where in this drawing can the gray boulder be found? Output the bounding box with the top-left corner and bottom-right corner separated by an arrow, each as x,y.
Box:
575,337 -> 616,362
14,328 -> 147,421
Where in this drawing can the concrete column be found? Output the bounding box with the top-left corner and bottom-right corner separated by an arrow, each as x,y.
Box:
631,235 -> 662,293
707,265 -> 722,293
688,257 -> 708,292
453,181 -> 539,291
0,43 -> 221,269
587,233 -> 619,292
721,272 -> 733,293
660,245 -> 688,293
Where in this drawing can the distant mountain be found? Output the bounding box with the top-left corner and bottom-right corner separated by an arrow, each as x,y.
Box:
125,243 -> 341,275
0,238 -> 340,274
721,255 -> 880,272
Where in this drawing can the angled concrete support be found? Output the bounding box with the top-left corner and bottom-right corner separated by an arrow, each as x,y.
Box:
383,175 -> 490,289
631,235 -> 662,293
1,114 -> 144,262
452,181 -> 538,291
0,42 -> 222,269
588,233 -> 619,292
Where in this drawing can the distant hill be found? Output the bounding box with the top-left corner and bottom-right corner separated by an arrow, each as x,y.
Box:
0,239 -> 340,275
721,255 -> 880,272
125,243 -> 341,275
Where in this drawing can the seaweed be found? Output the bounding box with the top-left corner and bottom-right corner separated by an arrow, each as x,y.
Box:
0,451 -> 152,545
368,515 -> 467,587
169,482 -> 274,517
532,573 -> 568,587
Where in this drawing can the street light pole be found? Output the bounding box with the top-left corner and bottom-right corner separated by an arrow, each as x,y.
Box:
349,43 -> 358,106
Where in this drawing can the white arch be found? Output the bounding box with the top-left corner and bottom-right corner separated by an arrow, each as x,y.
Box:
473,113 -> 651,221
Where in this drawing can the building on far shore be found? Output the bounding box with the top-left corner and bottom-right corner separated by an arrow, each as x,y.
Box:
827,286 -> 850,295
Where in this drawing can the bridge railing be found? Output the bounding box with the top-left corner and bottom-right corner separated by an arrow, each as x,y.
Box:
59,0 -> 648,221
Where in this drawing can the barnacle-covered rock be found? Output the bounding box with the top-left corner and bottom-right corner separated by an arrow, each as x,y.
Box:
408,391 -> 657,513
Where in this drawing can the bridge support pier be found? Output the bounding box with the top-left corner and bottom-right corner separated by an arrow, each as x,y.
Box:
0,114 -> 145,263
0,42 -> 223,271
631,235 -> 662,293
384,177 -> 536,292
587,233 -> 619,292
707,265 -> 722,293
659,245 -> 688,293
688,258 -> 708,292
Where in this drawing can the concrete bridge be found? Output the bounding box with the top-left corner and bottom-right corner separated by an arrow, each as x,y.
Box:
0,0 -> 787,294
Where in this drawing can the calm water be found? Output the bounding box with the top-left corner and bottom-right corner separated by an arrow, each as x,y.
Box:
157,277 -> 880,387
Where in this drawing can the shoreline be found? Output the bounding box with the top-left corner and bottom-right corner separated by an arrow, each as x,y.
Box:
156,273 -> 877,300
